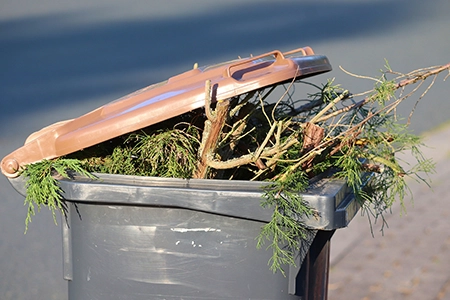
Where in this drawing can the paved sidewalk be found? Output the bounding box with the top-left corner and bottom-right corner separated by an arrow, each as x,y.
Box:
329,124 -> 450,300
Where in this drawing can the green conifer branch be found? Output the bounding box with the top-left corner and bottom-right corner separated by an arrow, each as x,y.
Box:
20,158 -> 95,233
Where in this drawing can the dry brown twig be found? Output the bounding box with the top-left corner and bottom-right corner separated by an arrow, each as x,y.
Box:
193,62 -> 449,181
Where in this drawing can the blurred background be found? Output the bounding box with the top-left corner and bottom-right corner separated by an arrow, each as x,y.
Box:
1,0 -> 449,299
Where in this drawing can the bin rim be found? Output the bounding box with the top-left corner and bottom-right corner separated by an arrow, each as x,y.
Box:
7,170 -> 373,229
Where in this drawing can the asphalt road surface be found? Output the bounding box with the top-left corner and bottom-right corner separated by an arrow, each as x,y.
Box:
1,0 -> 449,299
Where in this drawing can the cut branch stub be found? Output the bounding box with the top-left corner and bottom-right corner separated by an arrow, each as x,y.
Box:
301,122 -> 324,170
194,81 -> 230,179
302,122 -> 324,153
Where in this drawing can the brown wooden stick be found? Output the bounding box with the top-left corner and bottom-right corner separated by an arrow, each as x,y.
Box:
194,81 -> 230,178
206,136 -> 299,170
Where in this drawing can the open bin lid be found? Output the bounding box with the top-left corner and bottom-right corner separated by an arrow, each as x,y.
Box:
1,46 -> 332,177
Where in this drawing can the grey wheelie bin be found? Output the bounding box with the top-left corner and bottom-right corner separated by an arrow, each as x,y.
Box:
7,171 -> 368,300
1,46 -> 365,299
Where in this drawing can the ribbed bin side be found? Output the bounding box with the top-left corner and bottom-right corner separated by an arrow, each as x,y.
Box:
64,203 -> 306,300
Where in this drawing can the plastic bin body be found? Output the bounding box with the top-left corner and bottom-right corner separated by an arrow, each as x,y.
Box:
8,172 -> 364,299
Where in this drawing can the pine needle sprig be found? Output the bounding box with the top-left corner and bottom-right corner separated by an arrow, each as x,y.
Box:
257,171 -> 315,275
130,126 -> 200,178
20,158 -> 95,233
81,146 -> 136,175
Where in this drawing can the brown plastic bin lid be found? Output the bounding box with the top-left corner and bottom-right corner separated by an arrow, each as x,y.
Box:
1,46 -> 332,177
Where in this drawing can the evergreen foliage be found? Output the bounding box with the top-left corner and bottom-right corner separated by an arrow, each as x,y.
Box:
20,159 -> 96,233
79,126 -> 200,178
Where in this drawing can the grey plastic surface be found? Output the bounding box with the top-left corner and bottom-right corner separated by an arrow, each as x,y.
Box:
9,173 -> 365,230
63,201 -> 316,300
8,173 -> 369,299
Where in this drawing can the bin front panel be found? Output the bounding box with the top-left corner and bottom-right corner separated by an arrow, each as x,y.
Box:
66,203 -> 304,300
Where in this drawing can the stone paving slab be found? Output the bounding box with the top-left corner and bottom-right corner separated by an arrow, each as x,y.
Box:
329,124 -> 450,300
